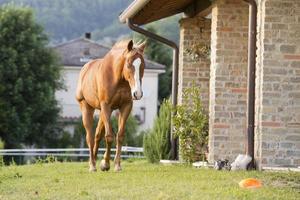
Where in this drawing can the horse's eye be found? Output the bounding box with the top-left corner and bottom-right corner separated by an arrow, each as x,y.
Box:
126,61 -> 131,67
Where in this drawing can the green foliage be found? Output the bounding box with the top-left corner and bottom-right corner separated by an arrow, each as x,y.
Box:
0,138 -> 3,149
143,99 -> 171,163
111,115 -> 140,147
173,82 -> 208,163
34,155 -> 57,165
73,114 -> 140,148
72,118 -> 89,148
0,138 -> 4,166
0,5 -> 63,148
55,131 -> 74,148
148,15 -> 180,42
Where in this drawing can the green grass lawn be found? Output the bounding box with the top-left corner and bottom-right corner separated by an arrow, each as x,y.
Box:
0,159 -> 299,200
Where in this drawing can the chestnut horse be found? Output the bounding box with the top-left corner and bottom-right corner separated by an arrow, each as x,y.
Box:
76,40 -> 146,172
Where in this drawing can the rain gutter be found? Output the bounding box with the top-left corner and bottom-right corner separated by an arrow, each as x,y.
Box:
119,0 -> 151,24
243,0 -> 257,169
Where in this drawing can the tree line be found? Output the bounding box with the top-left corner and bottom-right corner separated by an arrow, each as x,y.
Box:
0,5 -> 63,148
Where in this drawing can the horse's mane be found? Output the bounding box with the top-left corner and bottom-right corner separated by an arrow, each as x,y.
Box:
108,39 -> 141,58
111,39 -> 132,51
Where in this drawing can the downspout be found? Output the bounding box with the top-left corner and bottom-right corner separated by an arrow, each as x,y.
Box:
243,0 -> 257,169
127,19 -> 179,160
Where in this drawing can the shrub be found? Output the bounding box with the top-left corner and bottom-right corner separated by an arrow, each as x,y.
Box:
143,99 -> 171,163
172,82 -> 208,163
0,138 -> 4,149
0,138 -> 4,166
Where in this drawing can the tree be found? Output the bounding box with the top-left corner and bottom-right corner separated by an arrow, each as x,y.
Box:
143,99 -> 171,163
0,5 -> 63,148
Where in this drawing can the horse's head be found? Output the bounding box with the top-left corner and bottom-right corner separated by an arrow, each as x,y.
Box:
123,40 -> 146,100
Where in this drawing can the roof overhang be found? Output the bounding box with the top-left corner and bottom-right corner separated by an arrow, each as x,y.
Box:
119,0 -> 212,25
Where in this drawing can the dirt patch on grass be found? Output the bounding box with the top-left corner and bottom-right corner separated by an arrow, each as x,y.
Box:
264,172 -> 300,191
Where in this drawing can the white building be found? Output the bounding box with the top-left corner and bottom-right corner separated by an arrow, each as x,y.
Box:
54,34 -> 165,134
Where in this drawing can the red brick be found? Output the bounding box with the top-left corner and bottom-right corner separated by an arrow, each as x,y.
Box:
284,55 -> 300,60
261,121 -> 282,127
213,123 -> 230,128
218,27 -> 233,32
231,88 -> 247,93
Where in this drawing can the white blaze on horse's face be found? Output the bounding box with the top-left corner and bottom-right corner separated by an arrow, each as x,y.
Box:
132,58 -> 143,100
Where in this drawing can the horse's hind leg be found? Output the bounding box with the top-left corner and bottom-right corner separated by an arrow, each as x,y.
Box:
80,100 -> 96,172
99,102 -> 113,171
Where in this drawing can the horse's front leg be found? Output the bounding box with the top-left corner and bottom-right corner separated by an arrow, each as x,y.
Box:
93,118 -> 105,164
99,102 -> 113,171
114,102 -> 132,172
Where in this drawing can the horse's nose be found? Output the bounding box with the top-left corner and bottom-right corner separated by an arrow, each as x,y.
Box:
133,91 -> 143,99
135,91 -> 143,98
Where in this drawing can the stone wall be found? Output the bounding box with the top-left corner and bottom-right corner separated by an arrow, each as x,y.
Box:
208,0 -> 249,163
178,16 -> 211,111
255,0 -> 300,168
178,0 -> 300,167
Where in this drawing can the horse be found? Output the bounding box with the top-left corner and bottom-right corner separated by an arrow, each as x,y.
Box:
76,39 -> 146,172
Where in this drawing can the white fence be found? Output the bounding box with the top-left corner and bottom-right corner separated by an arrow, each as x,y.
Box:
0,146 -> 144,158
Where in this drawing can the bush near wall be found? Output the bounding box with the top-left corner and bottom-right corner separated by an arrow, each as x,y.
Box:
143,99 -> 171,163
173,82 -> 208,163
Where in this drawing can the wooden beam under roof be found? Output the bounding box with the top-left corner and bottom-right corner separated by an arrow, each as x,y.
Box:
131,0 -> 194,25
121,0 -> 212,25
184,0 -> 212,18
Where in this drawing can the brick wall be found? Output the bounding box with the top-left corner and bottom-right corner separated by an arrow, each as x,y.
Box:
208,0 -> 249,163
255,0 -> 300,168
178,16 -> 211,111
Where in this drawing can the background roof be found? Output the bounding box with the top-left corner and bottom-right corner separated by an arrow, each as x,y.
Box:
53,38 -> 165,70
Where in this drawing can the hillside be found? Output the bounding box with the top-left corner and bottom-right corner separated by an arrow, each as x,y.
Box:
0,0 -> 179,44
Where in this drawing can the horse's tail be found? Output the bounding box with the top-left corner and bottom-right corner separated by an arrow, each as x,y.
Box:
76,78 -> 84,102
75,63 -> 89,102
76,86 -> 84,102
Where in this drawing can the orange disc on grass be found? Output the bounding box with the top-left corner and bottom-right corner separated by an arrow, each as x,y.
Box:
239,178 -> 262,189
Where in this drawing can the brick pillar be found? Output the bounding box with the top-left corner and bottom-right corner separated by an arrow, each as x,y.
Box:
255,0 -> 300,169
178,16 -> 211,111
208,0 -> 249,163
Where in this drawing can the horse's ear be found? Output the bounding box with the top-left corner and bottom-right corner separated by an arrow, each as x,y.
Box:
127,40 -> 133,51
137,40 -> 146,54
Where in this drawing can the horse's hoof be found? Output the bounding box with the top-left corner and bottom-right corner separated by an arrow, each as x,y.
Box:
114,165 -> 122,172
89,165 -> 96,172
100,160 -> 110,171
